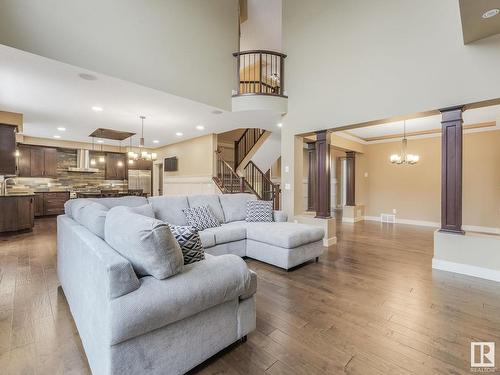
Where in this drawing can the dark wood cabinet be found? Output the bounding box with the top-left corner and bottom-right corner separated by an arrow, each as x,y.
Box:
17,145 -> 58,177
0,196 -> 34,233
17,145 -> 31,177
34,193 -> 44,217
43,148 -> 58,177
105,153 -> 127,180
30,147 -> 45,177
0,124 -> 17,175
33,192 -> 69,216
128,158 -> 152,170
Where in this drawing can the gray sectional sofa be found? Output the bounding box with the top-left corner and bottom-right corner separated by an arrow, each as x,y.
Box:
58,193 -> 324,375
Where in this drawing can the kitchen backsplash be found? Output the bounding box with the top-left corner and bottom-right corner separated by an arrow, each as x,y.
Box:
6,148 -> 127,193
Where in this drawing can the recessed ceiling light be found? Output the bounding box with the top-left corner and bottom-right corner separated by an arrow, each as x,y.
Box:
196,125 -> 205,130
78,73 -> 97,81
153,140 -> 159,144
482,8 -> 499,19
277,123 -> 283,128
175,132 -> 183,137
211,110 -> 223,115
92,106 -> 103,112
57,127 -> 66,131
53,135 -> 61,139
97,140 -> 104,143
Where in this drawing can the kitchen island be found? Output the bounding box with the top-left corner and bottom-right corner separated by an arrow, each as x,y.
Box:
0,194 -> 35,233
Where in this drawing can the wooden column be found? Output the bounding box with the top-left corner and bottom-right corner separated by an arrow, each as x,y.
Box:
315,130 -> 331,218
345,151 -> 356,206
440,106 -> 464,234
307,142 -> 317,211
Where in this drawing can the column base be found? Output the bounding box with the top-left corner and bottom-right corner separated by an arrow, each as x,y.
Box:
342,205 -> 365,223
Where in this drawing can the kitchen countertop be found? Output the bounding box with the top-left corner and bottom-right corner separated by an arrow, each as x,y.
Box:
0,193 -> 35,197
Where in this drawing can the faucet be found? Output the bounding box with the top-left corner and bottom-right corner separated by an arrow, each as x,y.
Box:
1,177 -> 15,196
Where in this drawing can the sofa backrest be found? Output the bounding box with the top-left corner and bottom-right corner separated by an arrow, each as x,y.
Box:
148,193 -> 256,224
186,194 -> 225,223
148,196 -> 189,226
218,193 -> 256,223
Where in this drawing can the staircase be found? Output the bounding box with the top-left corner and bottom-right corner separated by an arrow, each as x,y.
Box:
214,148 -> 281,209
234,128 -> 266,170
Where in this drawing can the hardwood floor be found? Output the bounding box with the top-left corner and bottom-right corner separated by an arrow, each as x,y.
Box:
1,218 -> 500,374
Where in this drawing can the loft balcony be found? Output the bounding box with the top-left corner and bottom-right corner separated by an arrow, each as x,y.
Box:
231,50 -> 288,113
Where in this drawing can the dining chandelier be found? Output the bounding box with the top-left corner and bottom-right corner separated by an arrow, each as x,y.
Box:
389,120 -> 419,165
128,116 -> 157,162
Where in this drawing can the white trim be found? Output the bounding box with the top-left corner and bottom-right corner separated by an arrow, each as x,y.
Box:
432,258 -> 500,283
363,216 -> 499,234
342,216 -> 363,223
363,216 -> 439,228
323,236 -> 337,247
463,225 -> 500,235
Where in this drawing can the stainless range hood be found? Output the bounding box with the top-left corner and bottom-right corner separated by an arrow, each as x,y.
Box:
68,149 -> 99,173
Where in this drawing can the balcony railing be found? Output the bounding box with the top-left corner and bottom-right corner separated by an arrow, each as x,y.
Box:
233,50 -> 287,97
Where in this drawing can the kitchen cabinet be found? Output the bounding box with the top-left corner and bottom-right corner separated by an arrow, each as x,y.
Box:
128,158 -> 152,170
18,145 -> 58,177
105,153 -> 127,180
0,124 -> 17,175
0,195 -> 34,233
34,192 -> 70,216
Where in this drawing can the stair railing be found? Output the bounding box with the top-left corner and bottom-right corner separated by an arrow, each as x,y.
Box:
214,151 -> 245,193
243,161 -> 281,210
232,50 -> 287,97
234,128 -> 265,170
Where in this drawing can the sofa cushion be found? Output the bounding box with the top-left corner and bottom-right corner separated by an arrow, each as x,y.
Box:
246,222 -> 324,249
70,200 -> 109,239
198,230 -> 215,248
148,196 -> 189,225
203,224 -> 247,245
168,225 -> 205,264
183,206 -> 221,230
88,196 -> 148,209
219,193 -> 257,223
246,200 -> 273,222
108,254 -> 253,345
124,204 -> 155,218
187,195 -> 225,223
105,208 -> 184,279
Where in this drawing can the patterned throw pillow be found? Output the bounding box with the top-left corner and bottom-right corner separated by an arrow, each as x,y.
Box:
168,225 -> 205,264
246,200 -> 273,222
182,205 -> 221,231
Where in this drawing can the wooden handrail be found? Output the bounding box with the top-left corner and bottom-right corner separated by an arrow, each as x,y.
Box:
214,151 -> 245,194
243,161 -> 281,210
233,50 -> 287,58
233,50 -> 287,97
234,128 -> 265,170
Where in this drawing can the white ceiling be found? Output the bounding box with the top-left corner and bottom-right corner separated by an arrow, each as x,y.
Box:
343,105 -> 500,142
0,44 -> 282,148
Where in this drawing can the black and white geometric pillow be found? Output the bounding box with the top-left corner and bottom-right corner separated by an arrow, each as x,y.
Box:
246,200 -> 274,222
182,205 -> 221,231
168,224 -> 205,264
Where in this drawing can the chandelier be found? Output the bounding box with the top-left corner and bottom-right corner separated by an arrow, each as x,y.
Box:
389,120 -> 419,165
128,116 -> 157,163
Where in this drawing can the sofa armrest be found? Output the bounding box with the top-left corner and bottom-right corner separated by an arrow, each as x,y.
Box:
57,215 -> 140,300
109,254 -> 253,345
273,210 -> 288,222
240,269 -> 257,300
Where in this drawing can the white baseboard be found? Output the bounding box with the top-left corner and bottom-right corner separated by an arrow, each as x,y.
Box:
432,258 -> 500,283
323,236 -> 337,247
462,225 -> 500,235
363,216 -> 499,234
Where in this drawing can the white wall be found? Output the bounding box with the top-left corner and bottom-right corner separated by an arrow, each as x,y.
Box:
0,0 -> 238,110
240,0 -> 282,52
281,0 -> 500,215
